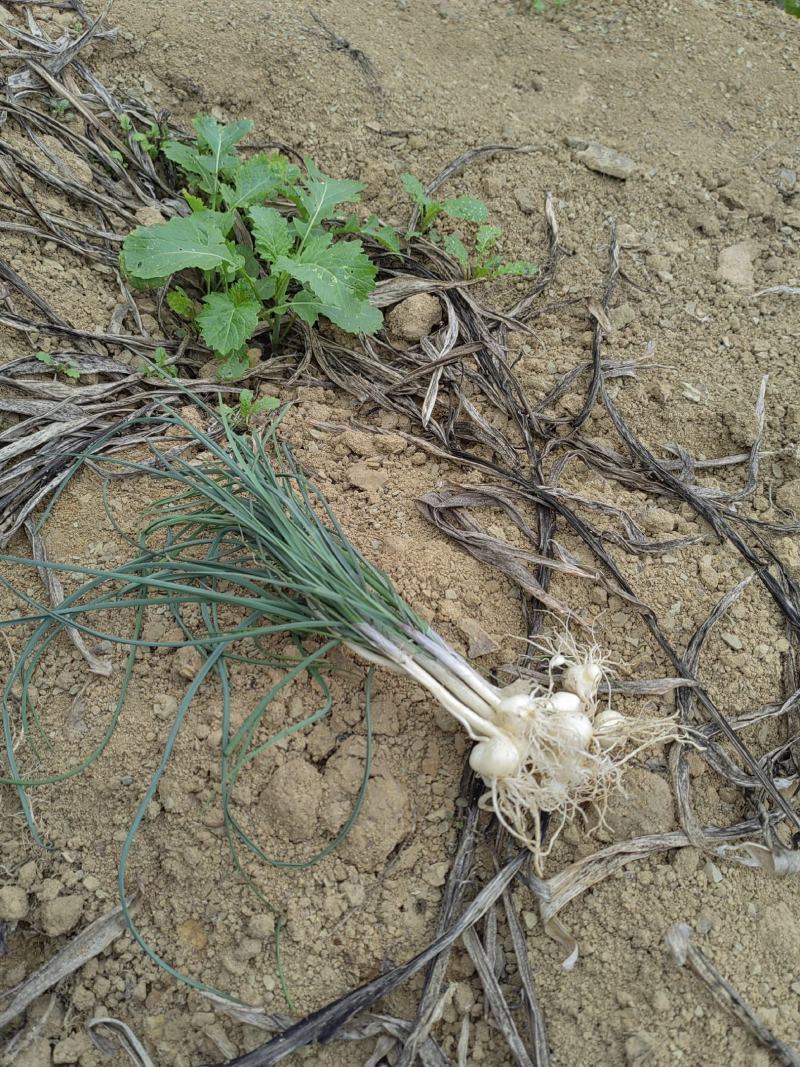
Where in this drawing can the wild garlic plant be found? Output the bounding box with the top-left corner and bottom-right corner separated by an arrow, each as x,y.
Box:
2,402 -> 682,887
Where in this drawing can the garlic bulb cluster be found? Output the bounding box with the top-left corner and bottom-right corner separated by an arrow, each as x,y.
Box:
461,639 -> 682,868
469,647 -> 610,786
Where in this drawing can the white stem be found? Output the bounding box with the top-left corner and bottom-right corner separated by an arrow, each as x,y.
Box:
357,624 -> 507,744
344,641 -> 403,674
415,652 -> 498,723
404,625 -> 503,711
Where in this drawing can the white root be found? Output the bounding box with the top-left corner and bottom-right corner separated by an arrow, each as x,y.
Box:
355,623 -> 683,871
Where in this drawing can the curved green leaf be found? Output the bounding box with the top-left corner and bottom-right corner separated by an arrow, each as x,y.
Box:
442,196 -> 489,223
121,215 -> 242,280
274,237 -> 376,307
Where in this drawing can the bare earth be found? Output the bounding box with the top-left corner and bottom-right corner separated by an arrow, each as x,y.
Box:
1,1 -> 800,1066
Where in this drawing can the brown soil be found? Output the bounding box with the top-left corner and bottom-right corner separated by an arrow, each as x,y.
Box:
2,1 -> 800,1066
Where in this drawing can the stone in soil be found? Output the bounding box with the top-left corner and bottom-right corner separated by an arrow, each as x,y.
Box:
514,186 -> 538,214
573,141 -> 638,180
172,645 -> 203,681
458,619 -> 499,658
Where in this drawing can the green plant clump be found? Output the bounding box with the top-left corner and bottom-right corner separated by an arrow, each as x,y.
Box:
121,116 -> 387,381
120,115 -> 538,380
35,350 -> 81,380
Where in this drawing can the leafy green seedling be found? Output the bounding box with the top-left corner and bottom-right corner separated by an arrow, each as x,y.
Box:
401,173 -> 489,239
35,351 -> 81,380
219,387 -> 280,426
133,123 -> 166,160
146,346 -> 177,379
120,115 -> 384,379
442,225 -> 538,280
526,0 -> 569,11
50,98 -> 73,118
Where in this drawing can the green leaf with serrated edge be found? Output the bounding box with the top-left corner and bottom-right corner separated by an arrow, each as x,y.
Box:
248,206 -> 294,263
217,240 -> 249,283
289,289 -> 383,334
177,193 -> 235,236
221,157 -> 287,210
494,260 -> 539,277
476,224 -> 503,255
274,236 -> 377,307
121,215 -> 242,280
297,160 -> 364,228
192,115 -> 252,177
325,298 -> 383,334
166,287 -> 195,318
193,115 -> 253,152
217,351 -> 251,381
35,351 -> 55,366
443,233 -> 470,272
183,191 -> 205,212
442,196 -> 489,223
360,214 -> 401,253
401,173 -> 431,209
64,366 -> 80,379
162,142 -> 217,193
252,394 -> 280,414
335,212 -> 401,253
196,282 -> 261,356
151,346 -> 176,378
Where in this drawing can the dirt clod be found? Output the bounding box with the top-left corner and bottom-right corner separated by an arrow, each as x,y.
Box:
40,895 -> 84,937
0,885 -> 29,921
606,769 -> 676,840
338,772 -> 412,872
52,1033 -> 90,1065
260,756 -> 323,844
248,912 -> 276,939
717,242 -> 755,288
385,293 -> 442,341
15,1038 -> 53,1067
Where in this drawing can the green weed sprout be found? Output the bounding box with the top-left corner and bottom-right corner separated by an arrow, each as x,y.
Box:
219,387 -> 279,426
443,225 -> 538,280
401,172 -> 489,238
35,350 -> 81,380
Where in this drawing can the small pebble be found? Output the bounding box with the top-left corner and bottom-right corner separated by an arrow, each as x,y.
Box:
720,632 -> 743,651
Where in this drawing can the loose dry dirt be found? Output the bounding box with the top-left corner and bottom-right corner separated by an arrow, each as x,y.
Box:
1,2 -> 800,1066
